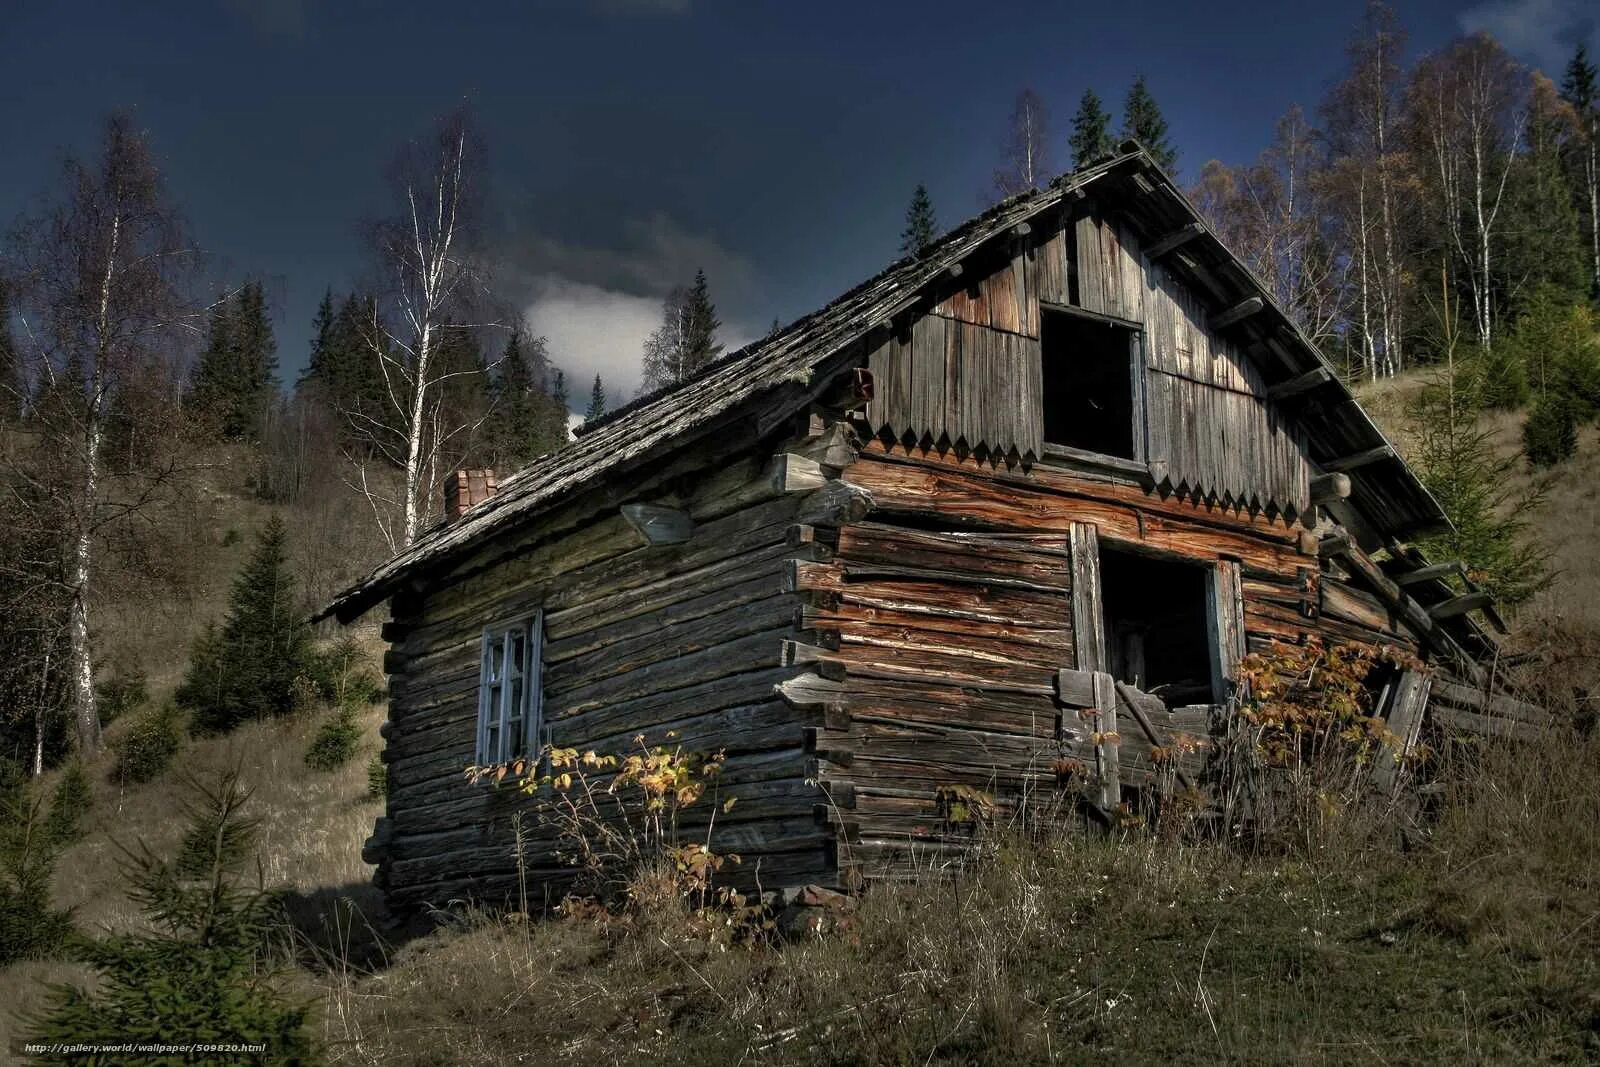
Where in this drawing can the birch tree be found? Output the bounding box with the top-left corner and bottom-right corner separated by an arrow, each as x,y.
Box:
3,116 -> 197,756
1321,1 -> 1413,377
1407,33 -> 1525,350
993,89 -> 1053,199
352,107 -> 498,550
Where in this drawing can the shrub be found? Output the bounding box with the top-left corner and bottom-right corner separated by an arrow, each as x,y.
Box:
1464,340 -> 1529,410
178,516 -> 312,735
365,754 -> 387,801
0,774 -> 75,963
1524,392 -> 1579,467
305,706 -> 362,772
95,667 -> 148,728
27,768 -> 317,1061
115,704 -> 184,786
46,761 -> 93,845
306,633 -> 383,709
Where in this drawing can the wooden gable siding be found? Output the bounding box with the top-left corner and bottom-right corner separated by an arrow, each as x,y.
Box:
374,450 -> 832,908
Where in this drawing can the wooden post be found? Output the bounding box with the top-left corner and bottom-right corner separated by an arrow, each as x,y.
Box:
1070,523 -> 1106,673
1373,670 -> 1430,793
1207,560 -> 1245,704
1093,670 -> 1120,812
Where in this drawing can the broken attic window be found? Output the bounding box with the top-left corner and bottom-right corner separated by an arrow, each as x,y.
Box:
1099,547 -> 1213,707
1041,307 -> 1138,460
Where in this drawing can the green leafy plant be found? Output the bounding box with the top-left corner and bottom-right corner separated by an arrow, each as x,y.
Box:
306,633 -> 383,709
304,706 -> 362,772
178,516 -> 312,735
365,754 -> 387,801
46,761 -> 94,845
115,703 -> 185,786
0,769 -> 75,963
27,768 -> 317,1062
1523,392 -> 1579,467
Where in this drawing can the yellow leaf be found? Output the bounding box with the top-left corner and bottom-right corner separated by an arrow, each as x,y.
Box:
722,796 -> 737,813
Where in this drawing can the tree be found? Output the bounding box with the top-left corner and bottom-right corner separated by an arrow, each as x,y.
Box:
485,329 -> 566,471
1190,106 -> 1345,344
1069,89 -> 1114,168
176,516 -> 311,735
993,89 -> 1053,199
298,291 -> 387,450
1498,73 -> 1587,308
2,115 -> 197,756
188,282 -> 279,441
1561,44 -> 1599,294
1407,33 -> 1526,351
900,183 -> 939,256
1322,1 -> 1413,378
28,769 -> 316,1060
358,106 -> 499,550
585,374 -> 607,422
1121,75 -> 1177,173
640,269 -> 722,392
0,277 -> 20,423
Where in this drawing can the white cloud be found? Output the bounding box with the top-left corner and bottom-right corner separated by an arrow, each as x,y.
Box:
523,276 -> 663,403
1459,0 -> 1598,74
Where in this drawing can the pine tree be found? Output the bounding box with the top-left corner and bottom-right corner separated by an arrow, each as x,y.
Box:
27,769 -> 316,1060
1121,75 -> 1177,173
640,271 -> 723,392
297,291 -> 389,453
585,374 -> 607,422
177,517 -> 311,735
1500,73 -> 1587,307
1069,89 -> 1114,168
900,183 -> 939,256
1561,44 -> 1599,295
188,283 -> 278,441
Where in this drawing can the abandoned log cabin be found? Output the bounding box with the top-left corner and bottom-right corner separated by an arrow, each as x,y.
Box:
321,143 -> 1546,910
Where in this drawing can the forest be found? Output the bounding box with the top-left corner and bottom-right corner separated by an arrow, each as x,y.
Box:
2,1 -> 1599,1061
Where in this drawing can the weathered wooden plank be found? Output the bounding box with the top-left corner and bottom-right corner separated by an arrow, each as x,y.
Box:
1373,670 -> 1429,793
1207,560 -> 1246,703
1070,523 -> 1106,673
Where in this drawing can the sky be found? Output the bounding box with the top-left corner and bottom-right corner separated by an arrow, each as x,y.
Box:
3,0 -> 1596,409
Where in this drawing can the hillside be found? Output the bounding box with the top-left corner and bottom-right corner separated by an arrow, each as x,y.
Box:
3,374 -> 1599,1064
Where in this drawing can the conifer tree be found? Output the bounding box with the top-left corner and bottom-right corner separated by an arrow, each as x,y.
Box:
1069,89 -> 1114,168
640,270 -> 723,391
177,517 -> 311,735
1121,75 -> 1177,173
298,292 -> 389,453
27,768 -> 316,1060
585,374 -> 607,421
188,282 -> 278,441
0,277 -> 20,423
1562,44 -> 1599,293
900,183 -> 939,256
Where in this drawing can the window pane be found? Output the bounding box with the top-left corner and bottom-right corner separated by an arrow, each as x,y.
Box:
509,630 -> 526,679
485,722 -> 500,763
487,635 -> 504,682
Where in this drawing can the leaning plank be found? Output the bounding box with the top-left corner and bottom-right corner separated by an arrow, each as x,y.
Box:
1373,670 -> 1429,793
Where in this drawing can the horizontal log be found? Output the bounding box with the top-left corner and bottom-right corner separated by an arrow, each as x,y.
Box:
1266,366 -> 1333,401
1394,561 -> 1465,587
1430,679 -> 1550,725
1309,472 -> 1350,504
619,503 -> 693,545
1322,445 -> 1395,474
1144,222 -> 1204,259
1208,296 -> 1265,330
1427,591 -> 1493,619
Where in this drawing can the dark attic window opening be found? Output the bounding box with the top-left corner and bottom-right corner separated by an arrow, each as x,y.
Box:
1100,547 -> 1213,707
1041,308 -> 1137,460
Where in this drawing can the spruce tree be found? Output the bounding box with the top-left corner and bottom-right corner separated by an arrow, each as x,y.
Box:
683,270 -> 723,373
1561,44 -> 1598,294
900,183 -> 939,257
27,769 -> 316,1061
188,283 -> 278,441
585,374 -> 607,422
177,517 -> 311,735
1069,89 -> 1114,168
489,329 -> 538,469
1121,75 -> 1177,173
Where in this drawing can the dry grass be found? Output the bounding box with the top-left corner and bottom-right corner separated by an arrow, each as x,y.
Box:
0,701 -> 385,1059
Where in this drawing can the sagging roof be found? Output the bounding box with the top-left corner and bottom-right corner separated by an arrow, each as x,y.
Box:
320,144 -> 1445,624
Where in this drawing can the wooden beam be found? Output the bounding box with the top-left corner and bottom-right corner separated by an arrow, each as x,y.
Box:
1113,680 -> 1196,792
1429,591 -> 1494,619
1011,221 -> 1032,238
1322,444 -> 1395,473
1373,670 -> 1430,793
1145,222 -> 1204,258
1309,472 -> 1351,504
1131,173 -> 1156,195
1209,296 -> 1266,330
1266,366 -> 1333,401
618,503 -> 694,545
946,262 -> 964,281
1070,523 -> 1107,673
771,453 -> 828,493
1395,561 -> 1465,587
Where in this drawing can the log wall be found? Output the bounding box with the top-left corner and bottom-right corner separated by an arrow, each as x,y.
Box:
374,447 -> 834,910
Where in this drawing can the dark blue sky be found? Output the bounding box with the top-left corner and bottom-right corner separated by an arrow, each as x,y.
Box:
4,0 -> 1594,401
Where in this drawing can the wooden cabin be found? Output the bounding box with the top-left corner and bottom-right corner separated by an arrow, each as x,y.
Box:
321,144 -> 1545,911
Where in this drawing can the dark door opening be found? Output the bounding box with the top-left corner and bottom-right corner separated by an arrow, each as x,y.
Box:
1100,547 -> 1214,707
1041,308 -> 1138,460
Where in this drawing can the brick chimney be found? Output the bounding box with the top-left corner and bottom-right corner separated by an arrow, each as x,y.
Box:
444,468 -> 497,522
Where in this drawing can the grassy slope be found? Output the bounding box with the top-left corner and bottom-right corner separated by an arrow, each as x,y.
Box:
7,380 -> 1600,1064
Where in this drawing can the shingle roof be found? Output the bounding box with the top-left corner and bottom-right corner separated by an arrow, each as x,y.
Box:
320,146 -> 1444,623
